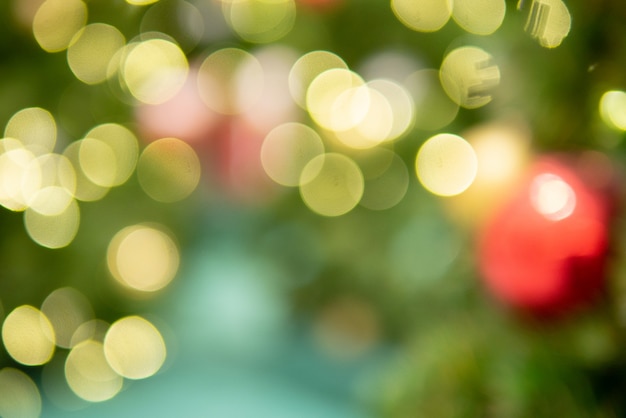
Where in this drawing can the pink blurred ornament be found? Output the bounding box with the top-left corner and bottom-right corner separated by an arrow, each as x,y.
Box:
135,68 -> 221,146
209,117 -> 280,205
478,153 -> 617,316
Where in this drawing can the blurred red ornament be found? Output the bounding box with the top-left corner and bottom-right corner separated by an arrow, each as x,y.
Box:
135,68 -> 221,146
478,153 -> 617,316
209,117 -> 280,204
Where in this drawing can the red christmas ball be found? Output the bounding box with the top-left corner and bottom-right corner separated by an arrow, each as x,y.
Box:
208,117 -> 280,204
478,154 -> 616,316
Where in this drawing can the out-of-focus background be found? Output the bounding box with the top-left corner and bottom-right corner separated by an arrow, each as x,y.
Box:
1,0 -> 626,416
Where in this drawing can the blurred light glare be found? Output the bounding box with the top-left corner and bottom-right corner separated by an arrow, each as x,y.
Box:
103,316 -> 167,380
524,0 -> 571,48
2,305 -> 55,366
65,340 -> 123,403
439,46 -> 500,109
84,124 -> 139,186
78,138 -> 117,188
32,0 -> 87,52
333,87 -> 393,149
5,107 -> 57,156
0,368 -> 42,418
41,287 -> 94,349
530,173 -> 576,221
306,68 -> 366,132
391,0 -> 452,32
70,319 -> 110,347
600,90 -> 626,131
416,133 -> 478,196
63,140 -> 110,202
24,198 -> 80,248
222,0 -> 296,44
122,38 -> 189,105
289,50 -> 348,108
28,185 -> 74,216
33,152 -> 77,199
197,48 -> 264,115
367,79 -> 415,141
137,137 -> 201,202
445,121 -> 531,227
67,23 -> 126,85
107,224 -> 180,292
0,145 -> 41,211
299,153 -> 364,216
261,122 -> 325,187
405,69 -> 459,130
451,0 -> 506,35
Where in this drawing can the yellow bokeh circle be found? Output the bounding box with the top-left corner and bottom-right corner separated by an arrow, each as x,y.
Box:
391,0 -> 452,32
2,305 -> 55,366
65,340 -> 123,402
439,46 -> 500,109
300,153 -> 364,217
107,224 -> 180,293
137,137 -> 201,202
104,316 -> 167,380
416,133 -> 478,197
0,368 -> 42,418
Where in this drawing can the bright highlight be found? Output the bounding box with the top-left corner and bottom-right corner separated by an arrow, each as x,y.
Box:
416,133 -> 478,197
104,316 -> 167,380
107,224 -> 180,292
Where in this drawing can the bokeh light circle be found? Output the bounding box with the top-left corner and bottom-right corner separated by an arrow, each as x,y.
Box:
261,122 -> 325,187
104,316 -> 167,380
137,137 -> 201,202
67,23 -> 126,85
600,90 -> 626,131
524,0 -> 571,48
24,198 -> 80,248
41,287 -> 94,349
452,0 -> 506,35
223,0 -> 296,44
359,150 -> 409,211
107,224 -> 180,292
122,38 -> 189,104
288,50 -> 348,108
33,0 -> 87,52
65,340 -> 123,403
306,68 -> 366,132
5,107 -> 57,156
416,133 -> 478,196
391,0 -> 452,32
0,368 -> 42,418
84,124 -> 139,187
439,46 -> 500,109
63,140 -> 110,202
405,69 -> 459,130
299,153 -> 364,217
2,305 -> 55,366
0,145 -> 41,212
